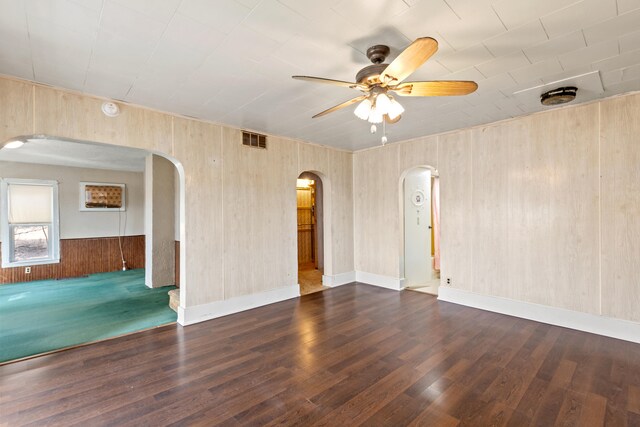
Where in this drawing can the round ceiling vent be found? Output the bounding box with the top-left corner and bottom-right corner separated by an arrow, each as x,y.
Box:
540,87 -> 578,106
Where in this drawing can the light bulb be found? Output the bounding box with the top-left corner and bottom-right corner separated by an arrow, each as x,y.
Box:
387,98 -> 405,120
375,93 -> 391,115
354,99 -> 372,120
370,124 -> 377,134
3,140 -> 24,149
381,135 -> 388,145
368,106 -> 383,124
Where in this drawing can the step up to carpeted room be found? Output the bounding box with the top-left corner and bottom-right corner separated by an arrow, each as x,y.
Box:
0,269 -> 176,363
0,139 -> 182,364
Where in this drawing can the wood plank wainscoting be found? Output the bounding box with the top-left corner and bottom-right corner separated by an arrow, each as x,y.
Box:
0,235 -> 145,284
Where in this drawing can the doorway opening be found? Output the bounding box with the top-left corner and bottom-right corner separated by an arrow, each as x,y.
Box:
402,166 -> 440,296
296,172 -> 328,295
0,135 -> 183,363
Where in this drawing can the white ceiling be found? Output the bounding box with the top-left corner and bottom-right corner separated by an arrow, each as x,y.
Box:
1,0 -> 640,150
0,138 -> 147,172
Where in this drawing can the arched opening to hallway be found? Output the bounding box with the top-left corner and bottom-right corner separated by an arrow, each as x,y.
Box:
401,166 -> 441,295
296,171 -> 328,295
0,135 -> 185,363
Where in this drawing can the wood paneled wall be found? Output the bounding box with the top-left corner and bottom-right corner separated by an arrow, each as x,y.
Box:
0,76 -> 355,310
327,150 -> 354,275
354,93 -> 640,323
600,94 -> 640,322
438,132 -> 472,291
354,144 -> 402,278
2,75 -> 638,325
0,235 -> 145,284
222,133 -> 298,299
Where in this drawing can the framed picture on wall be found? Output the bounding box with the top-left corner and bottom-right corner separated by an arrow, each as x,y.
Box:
79,182 -> 126,211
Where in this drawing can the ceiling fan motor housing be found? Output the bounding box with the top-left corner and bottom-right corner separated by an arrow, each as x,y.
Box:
366,45 -> 390,64
356,45 -> 393,85
540,87 -> 578,106
356,64 -> 388,85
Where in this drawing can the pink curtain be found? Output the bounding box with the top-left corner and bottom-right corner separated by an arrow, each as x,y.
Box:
432,177 -> 441,271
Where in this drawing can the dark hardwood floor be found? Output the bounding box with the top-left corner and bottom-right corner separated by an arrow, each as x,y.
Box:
1,283 -> 640,426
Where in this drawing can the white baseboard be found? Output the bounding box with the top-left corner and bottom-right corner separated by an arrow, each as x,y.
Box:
178,284 -> 300,326
323,271 -> 356,287
438,287 -> 640,344
355,271 -> 404,291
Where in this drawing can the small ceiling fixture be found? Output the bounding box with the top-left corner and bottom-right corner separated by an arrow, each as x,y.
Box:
101,101 -> 120,117
3,140 -> 24,149
540,87 -> 578,106
292,37 -> 478,145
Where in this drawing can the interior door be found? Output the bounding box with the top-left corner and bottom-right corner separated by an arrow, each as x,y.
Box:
297,186 -> 315,266
404,168 -> 432,287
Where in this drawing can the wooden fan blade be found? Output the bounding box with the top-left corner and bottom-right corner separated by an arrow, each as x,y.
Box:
392,81 -> 478,96
379,37 -> 438,86
384,114 -> 401,124
312,95 -> 367,118
292,75 -> 366,90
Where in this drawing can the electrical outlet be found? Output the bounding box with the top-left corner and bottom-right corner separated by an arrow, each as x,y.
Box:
25,267 -> 31,274
446,277 -> 451,285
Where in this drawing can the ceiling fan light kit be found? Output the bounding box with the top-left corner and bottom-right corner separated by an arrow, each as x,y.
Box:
375,92 -> 392,113
354,98 -> 372,120
368,105 -> 384,124
292,37 -> 478,144
387,97 -> 405,119
353,93 -> 405,124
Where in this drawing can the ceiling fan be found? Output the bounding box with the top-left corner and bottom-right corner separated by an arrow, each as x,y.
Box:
292,37 -> 478,125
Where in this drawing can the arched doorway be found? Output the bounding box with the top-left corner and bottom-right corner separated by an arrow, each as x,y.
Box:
401,166 -> 440,295
296,171 -> 327,295
0,135 -> 185,362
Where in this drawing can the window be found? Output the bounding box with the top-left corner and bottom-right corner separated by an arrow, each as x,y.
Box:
1,179 -> 60,267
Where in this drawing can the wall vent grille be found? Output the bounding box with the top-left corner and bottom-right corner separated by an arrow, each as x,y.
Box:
242,131 -> 267,149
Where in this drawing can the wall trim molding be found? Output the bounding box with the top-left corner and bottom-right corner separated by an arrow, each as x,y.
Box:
178,284 -> 300,326
323,271 -> 356,287
438,287 -> 640,344
355,271 -> 404,291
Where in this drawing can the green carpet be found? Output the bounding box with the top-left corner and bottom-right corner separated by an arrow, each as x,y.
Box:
0,269 -> 176,363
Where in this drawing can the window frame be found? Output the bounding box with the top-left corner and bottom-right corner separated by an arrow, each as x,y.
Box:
1,178 -> 60,268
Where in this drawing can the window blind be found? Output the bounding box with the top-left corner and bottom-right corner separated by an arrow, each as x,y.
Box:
8,184 -> 53,224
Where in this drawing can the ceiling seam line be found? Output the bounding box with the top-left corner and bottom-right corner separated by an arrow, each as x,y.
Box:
442,0 -> 462,20
24,4 -> 36,81
81,1 -> 106,92
491,5 -> 508,31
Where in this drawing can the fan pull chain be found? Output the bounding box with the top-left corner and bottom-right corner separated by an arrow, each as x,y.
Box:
381,120 -> 387,145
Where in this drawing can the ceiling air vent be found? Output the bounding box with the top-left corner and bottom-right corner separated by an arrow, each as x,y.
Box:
242,131 -> 267,149
540,87 -> 578,106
